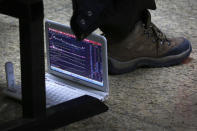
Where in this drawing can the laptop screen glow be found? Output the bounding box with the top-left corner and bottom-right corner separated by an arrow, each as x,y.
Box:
48,28 -> 103,86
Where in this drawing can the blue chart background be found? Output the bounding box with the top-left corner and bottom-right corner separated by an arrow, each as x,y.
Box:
48,29 -> 103,83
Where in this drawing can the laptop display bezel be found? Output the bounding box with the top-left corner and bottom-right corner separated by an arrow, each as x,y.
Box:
45,20 -> 108,92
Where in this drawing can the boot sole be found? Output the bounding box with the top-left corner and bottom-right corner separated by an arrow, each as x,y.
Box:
108,40 -> 192,75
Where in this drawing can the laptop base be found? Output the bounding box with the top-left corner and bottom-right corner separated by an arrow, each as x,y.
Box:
3,72 -> 108,107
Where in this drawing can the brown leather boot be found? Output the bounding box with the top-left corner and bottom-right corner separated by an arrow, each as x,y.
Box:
107,10 -> 192,74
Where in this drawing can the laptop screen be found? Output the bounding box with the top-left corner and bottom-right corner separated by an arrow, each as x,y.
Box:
48,28 -> 103,86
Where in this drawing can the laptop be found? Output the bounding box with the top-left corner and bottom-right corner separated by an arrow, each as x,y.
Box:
3,20 -> 109,107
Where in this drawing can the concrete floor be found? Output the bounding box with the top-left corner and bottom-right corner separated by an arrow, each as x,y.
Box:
0,0 -> 197,131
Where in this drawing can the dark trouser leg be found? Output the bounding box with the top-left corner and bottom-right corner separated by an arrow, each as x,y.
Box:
99,0 -> 156,41
70,0 -> 156,40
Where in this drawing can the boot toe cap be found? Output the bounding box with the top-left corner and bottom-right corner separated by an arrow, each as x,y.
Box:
162,38 -> 192,57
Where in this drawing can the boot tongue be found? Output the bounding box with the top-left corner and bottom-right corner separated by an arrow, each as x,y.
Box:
142,10 -> 152,28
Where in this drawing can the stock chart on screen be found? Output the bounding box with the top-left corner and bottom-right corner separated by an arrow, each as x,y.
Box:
48,28 -> 103,86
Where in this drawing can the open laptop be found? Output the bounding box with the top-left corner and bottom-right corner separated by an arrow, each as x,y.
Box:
3,20 -> 109,107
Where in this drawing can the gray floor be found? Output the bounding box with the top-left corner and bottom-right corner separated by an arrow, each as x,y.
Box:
0,0 -> 197,131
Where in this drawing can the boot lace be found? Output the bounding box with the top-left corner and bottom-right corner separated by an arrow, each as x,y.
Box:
143,22 -> 170,46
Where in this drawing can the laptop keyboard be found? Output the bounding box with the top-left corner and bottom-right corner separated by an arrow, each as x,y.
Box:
4,78 -> 85,108
45,78 -> 85,107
